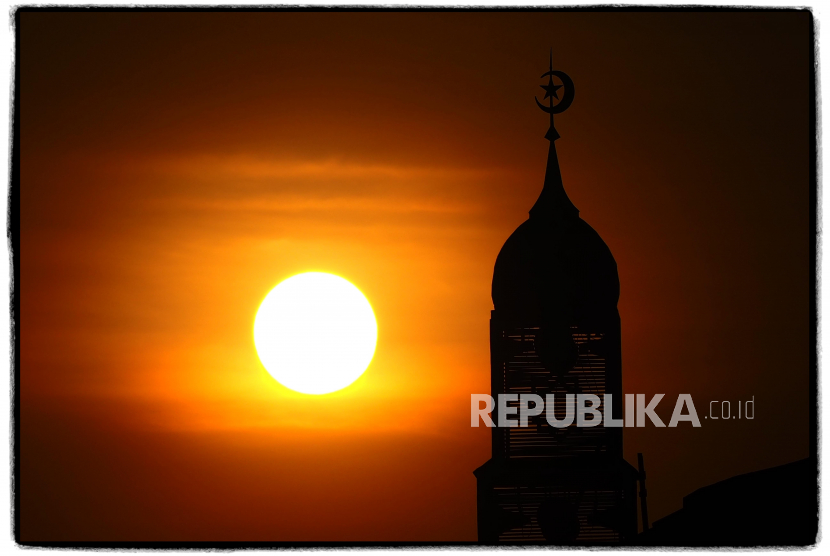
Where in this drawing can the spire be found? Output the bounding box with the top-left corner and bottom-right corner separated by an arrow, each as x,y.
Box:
530,54 -> 579,222
541,49 -> 558,139
530,137 -> 579,221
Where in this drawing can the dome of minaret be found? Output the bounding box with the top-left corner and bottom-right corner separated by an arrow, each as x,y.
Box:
491,212 -> 620,324
491,64 -> 620,370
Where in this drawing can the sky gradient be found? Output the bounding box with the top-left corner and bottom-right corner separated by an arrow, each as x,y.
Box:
20,11 -> 812,542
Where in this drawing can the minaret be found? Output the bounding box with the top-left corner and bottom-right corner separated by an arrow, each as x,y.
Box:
474,55 -> 638,545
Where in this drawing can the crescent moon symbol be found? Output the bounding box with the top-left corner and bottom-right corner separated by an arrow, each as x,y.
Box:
535,70 -> 575,115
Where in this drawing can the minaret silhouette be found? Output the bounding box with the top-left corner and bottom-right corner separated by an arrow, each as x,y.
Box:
474,56 -> 638,545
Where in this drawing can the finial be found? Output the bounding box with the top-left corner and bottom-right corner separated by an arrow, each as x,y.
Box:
534,52 -> 575,141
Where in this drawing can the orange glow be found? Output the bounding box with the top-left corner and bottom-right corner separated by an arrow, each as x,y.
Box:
20,11 -> 812,542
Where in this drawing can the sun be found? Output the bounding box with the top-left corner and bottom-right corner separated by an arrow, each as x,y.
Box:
253,272 -> 378,395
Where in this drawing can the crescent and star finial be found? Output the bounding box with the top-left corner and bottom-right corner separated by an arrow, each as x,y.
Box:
534,50 -> 575,140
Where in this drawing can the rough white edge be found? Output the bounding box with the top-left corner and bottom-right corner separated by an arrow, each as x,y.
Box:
0,1 -> 823,555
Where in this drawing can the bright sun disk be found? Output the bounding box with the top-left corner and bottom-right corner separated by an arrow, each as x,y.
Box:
253,272 -> 377,395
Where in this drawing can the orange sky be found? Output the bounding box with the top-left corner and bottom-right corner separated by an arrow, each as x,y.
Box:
20,11 -> 812,542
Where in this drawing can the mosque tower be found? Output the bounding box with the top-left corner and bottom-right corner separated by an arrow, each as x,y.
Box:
473,56 -> 638,544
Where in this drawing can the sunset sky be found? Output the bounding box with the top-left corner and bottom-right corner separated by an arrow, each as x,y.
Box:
20,11 -> 812,542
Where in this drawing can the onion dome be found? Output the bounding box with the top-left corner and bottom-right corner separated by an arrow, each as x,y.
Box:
491,58 -> 619,372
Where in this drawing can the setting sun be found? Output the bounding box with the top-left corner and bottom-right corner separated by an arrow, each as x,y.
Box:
253,272 -> 378,395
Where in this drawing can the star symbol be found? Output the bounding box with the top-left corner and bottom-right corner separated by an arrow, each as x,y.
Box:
541,78 -> 562,100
